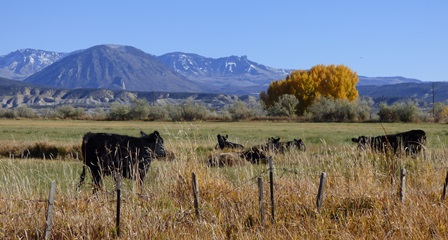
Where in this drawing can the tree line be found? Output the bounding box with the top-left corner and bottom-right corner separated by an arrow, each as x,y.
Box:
0,97 -> 447,123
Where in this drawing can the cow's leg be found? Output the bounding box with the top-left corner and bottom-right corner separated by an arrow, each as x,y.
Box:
77,165 -> 86,191
91,168 -> 103,193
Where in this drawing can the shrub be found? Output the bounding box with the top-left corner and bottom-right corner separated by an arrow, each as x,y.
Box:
107,103 -> 130,120
308,97 -> 361,122
267,94 -> 299,117
55,106 -> 86,119
166,105 -> 183,121
148,105 -> 168,121
129,99 -> 150,120
180,100 -> 208,121
378,101 -> 420,122
227,100 -> 256,121
0,109 -> 17,119
164,101 -> 209,121
16,106 -> 36,118
433,102 -> 448,123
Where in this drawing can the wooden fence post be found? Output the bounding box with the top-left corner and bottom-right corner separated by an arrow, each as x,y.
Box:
192,172 -> 201,222
269,156 -> 274,224
400,168 -> 406,203
316,172 -> 326,213
258,177 -> 265,226
442,170 -> 448,201
44,180 -> 56,239
116,172 -> 122,237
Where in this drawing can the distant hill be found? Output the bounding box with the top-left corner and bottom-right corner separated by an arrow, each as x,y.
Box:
357,76 -> 422,86
157,52 -> 291,94
0,49 -> 66,80
357,82 -> 448,106
23,45 -> 207,93
0,77 -> 29,87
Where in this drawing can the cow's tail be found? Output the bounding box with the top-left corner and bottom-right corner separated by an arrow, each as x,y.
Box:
77,133 -> 90,190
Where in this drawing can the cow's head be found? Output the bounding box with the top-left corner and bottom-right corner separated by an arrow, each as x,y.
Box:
266,137 -> 281,151
294,139 -> 306,151
352,136 -> 370,150
217,134 -> 228,148
267,137 -> 280,144
141,131 -> 167,157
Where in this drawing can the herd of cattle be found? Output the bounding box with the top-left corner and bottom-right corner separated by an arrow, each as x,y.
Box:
78,129 -> 427,191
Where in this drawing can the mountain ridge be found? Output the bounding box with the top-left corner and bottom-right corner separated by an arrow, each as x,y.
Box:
1,44 -> 434,95
23,45 -> 207,93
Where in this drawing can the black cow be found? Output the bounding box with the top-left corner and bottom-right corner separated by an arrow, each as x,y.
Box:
264,137 -> 306,153
78,130 -> 166,191
208,146 -> 269,167
352,129 -> 426,155
241,147 -> 269,164
215,134 -> 244,150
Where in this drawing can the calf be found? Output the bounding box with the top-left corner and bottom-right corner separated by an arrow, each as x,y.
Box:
78,130 -> 166,191
352,129 -> 426,156
215,134 -> 244,150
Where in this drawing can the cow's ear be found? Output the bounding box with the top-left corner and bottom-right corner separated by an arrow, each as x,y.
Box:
153,131 -> 160,137
352,138 -> 359,143
140,131 -> 147,137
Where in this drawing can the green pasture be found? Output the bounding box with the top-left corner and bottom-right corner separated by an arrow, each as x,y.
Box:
0,119 -> 445,196
0,119 -> 446,149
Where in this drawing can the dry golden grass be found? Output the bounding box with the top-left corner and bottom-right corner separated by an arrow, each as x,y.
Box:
0,119 -> 447,239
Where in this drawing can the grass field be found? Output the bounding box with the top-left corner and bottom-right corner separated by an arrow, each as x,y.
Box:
0,119 -> 447,239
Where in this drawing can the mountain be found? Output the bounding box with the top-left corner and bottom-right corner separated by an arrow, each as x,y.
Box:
157,52 -> 291,94
0,49 -> 67,80
357,81 -> 448,104
357,76 -> 422,86
24,45 -> 207,93
1,45 -> 434,94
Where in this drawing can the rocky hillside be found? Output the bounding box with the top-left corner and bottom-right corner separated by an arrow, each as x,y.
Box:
0,84 -> 245,110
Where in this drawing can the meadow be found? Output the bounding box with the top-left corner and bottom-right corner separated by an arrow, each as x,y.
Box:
0,119 -> 447,239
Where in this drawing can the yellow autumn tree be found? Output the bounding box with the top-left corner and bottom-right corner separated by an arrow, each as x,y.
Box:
260,64 -> 359,115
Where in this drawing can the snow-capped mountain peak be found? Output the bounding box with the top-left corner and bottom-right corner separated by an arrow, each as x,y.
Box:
0,49 -> 67,80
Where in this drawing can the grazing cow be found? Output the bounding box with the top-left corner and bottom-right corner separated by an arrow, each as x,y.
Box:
78,130 -> 166,191
264,137 -> 306,153
208,147 -> 269,167
352,129 -> 426,155
215,134 -> 244,150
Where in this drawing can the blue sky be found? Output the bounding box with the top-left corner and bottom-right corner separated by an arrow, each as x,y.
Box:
3,1 -> 447,81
